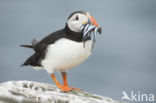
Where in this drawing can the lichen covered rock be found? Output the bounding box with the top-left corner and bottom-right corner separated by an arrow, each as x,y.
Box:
0,81 -> 120,103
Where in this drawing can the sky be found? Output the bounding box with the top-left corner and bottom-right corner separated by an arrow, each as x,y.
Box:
0,0 -> 156,101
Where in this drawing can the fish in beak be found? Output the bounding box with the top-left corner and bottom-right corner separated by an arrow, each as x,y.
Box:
80,14 -> 102,49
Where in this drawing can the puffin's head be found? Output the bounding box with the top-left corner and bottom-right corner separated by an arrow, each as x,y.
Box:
66,11 -> 101,34
66,11 -> 101,48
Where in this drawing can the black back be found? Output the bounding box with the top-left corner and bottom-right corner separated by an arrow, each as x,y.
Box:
22,24 -> 86,67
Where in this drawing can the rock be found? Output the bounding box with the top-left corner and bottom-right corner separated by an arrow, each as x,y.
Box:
0,81 -> 121,103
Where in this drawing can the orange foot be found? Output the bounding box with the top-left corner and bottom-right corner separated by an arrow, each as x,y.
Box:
70,87 -> 81,91
57,85 -> 81,92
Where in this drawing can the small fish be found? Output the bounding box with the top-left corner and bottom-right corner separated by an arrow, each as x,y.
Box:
81,24 -> 102,50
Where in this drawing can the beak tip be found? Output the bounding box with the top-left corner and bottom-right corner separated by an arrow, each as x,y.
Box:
89,15 -> 99,27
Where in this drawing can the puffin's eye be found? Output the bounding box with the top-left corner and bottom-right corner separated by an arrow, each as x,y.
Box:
75,16 -> 79,20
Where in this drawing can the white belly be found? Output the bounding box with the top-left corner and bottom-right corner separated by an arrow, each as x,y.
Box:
41,38 -> 92,73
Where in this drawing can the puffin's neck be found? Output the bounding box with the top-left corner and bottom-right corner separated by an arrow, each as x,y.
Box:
64,24 -> 83,42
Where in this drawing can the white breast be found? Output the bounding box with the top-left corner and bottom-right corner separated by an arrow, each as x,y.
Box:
41,39 -> 92,73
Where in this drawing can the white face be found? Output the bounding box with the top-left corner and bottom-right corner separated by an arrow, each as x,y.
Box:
67,13 -> 88,32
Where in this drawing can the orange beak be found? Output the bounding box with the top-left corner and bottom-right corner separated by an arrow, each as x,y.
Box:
88,15 -> 99,27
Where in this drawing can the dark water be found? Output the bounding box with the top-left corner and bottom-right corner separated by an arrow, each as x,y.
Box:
0,0 -> 156,101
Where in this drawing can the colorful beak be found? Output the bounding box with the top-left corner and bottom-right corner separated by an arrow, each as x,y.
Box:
88,15 -> 99,27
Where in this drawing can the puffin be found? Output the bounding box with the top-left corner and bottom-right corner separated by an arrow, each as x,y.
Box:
21,11 -> 102,92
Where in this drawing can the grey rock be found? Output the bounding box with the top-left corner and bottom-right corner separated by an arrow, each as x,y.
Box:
0,81 -> 122,103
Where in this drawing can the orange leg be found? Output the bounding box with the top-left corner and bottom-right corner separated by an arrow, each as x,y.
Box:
50,72 -> 80,92
61,72 -> 68,86
61,72 -> 81,91
50,73 -> 71,92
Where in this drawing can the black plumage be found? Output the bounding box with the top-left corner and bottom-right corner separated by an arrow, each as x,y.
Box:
21,24 -> 90,67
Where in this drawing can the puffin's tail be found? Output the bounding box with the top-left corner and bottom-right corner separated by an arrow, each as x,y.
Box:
20,38 -> 39,49
20,53 -> 42,67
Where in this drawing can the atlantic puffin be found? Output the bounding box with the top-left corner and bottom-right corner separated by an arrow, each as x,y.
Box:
21,11 -> 102,92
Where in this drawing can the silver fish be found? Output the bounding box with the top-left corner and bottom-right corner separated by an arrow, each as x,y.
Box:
80,24 -> 102,50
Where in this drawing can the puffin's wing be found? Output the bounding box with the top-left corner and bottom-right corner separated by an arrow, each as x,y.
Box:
32,38 -> 39,45
20,29 -> 66,52
34,29 -> 66,53
20,38 -> 40,49
20,44 -> 33,48
21,29 -> 66,67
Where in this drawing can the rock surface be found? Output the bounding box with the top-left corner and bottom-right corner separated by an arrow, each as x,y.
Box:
0,81 -> 121,103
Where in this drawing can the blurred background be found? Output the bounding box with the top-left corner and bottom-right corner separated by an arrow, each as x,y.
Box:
0,0 -> 156,101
